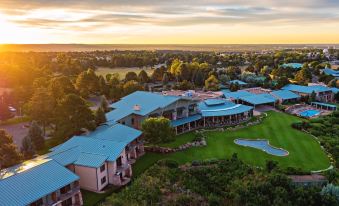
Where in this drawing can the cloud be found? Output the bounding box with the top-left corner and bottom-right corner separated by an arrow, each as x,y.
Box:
0,0 -> 339,43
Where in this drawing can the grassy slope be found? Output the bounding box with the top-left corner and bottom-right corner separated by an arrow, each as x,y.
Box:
157,132 -> 196,148
134,111 -> 330,173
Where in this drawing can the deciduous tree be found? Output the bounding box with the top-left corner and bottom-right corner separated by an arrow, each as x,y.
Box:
141,117 -> 175,143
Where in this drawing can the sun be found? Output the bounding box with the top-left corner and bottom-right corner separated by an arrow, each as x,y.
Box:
0,13 -> 46,44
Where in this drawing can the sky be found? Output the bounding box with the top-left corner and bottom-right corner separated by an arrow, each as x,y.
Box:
0,0 -> 339,44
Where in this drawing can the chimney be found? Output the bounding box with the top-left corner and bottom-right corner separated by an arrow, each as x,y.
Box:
133,104 -> 141,111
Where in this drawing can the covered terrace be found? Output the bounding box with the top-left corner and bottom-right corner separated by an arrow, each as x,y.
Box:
199,99 -> 253,128
311,102 -> 337,111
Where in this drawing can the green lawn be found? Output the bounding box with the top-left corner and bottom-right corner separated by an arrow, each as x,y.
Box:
157,132 -> 196,148
135,111 -> 330,173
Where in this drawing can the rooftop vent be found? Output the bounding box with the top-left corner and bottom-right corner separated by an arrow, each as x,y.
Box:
133,104 -> 141,111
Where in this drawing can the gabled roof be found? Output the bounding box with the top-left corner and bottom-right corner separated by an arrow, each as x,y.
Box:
0,159 -> 79,206
239,93 -> 276,105
48,122 -> 140,168
282,84 -> 332,94
74,153 -> 108,168
271,90 -> 300,100
47,146 -> 80,166
50,136 -> 126,162
223,90 -> 252,100
88,123 -> 142,143
198,100 -> 253,117
107,91 -> 180,122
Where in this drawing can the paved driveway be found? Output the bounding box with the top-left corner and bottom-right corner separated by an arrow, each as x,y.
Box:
0,122 -> 29,148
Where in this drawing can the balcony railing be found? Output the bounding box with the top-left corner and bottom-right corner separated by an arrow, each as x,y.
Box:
49,186 -> 80,206
116,163 -> 130,173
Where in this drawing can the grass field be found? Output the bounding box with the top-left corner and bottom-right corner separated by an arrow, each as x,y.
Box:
133,111 -> 330,175
95,67 -> 154,78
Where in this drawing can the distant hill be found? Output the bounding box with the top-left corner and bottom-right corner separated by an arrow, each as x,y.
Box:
0,44 -> 338,52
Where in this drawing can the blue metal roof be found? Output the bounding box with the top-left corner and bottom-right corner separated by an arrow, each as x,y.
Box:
323,68 -> 339,77
311,102 -> 337,108
204,99 -> 227,106
229,80 -> 247,85
282,84 -> 332,94
221,89 -> 231,93
271,90 -> 300,100
171,114 -> 202,127
111,91 -> 179,114
330,87 -> 339,93
198,100 -> 252,117
49,123 -> 140,168
239,93 -> 276,105
106,91 -> 181,122
223,90 -> 252,100
281,63 -> 303,69
0,159 -> 79,206
47,146 -> 80,166
106,108 -> 133,122
88,123 -> 142,143
74,153 -> 108,168
51,136 -> 127,162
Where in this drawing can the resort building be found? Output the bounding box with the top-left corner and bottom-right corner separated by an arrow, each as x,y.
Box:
0,158 -> 83,206
237,93 -> 277,108
270,90 -> 301,104
223,90 -> 252,103
106,91 -> 200,130
198,99 -> 253,129
282,84 -> 334,102
223,90 -> 277,108
48,122 -> 144,192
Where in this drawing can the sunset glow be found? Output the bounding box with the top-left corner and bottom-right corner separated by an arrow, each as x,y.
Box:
0,0 -> 339,44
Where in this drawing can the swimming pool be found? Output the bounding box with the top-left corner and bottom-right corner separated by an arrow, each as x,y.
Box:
299,109 -> 320,117
234,139 -> 289,156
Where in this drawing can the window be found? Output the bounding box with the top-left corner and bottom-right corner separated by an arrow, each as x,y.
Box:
100,164 -> 105,172
101,176 -> 107,184
131,118 -> 135,125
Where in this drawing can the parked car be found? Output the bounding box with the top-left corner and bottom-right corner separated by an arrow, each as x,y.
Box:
8,106 -> 16,112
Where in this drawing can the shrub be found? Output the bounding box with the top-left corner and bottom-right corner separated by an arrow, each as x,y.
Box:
158,159 -> 179,168
191,160 -> 202,166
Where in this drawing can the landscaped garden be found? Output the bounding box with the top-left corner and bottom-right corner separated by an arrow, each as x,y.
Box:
133,111 -> 331,175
